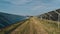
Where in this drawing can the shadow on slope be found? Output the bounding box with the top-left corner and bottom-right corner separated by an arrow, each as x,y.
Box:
0,12 -> 27,29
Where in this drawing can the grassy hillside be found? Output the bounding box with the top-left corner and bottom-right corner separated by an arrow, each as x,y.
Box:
0,17 -> 60,34
38,18 -> 60,34
0,19 -> 28,34
38,9 -> 60,21
0,12 -> 26,29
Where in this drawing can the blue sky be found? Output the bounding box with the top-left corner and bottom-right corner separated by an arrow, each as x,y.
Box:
0,0 -> 60,16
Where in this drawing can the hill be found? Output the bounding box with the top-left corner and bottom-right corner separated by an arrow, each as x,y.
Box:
38,9 -> 60,21
0,12 -> 27,29
0,17 -> 60,34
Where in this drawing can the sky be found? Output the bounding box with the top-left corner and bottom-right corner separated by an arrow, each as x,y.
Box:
0,0 -> 60,16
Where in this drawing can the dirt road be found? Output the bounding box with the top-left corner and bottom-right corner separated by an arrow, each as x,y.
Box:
4,17 -> 60,34
9,17 -> 49,34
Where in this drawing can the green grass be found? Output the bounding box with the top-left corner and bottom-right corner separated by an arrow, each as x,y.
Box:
0,17 -> 60,34
38,19 -> 60,34
0,19 -> 28,34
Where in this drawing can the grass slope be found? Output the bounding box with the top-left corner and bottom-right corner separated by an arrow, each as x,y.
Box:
0,17 -> 60,34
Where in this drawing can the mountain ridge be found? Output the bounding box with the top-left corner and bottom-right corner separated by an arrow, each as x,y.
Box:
38,9 -> 60,21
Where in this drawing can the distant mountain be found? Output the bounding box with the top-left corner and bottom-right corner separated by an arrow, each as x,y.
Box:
0,12 -> 27,29
38,9 -> 60,21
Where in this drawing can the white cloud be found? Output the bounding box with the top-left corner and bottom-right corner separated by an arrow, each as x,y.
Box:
32,5 -> 44,10
9,0 -> 32,5
1,0 -> 60,16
